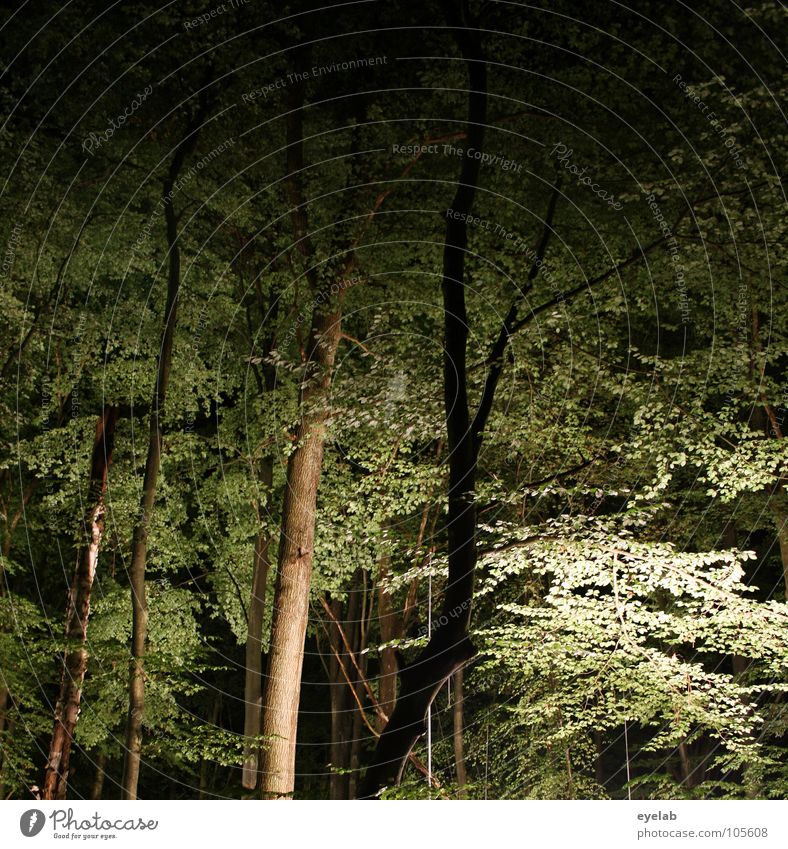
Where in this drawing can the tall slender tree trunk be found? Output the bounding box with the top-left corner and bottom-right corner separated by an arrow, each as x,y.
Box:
199,694 -> 222,798
452,668 -> 467,795
242,457 -> 274,790
258,300 -> 341,797
121,102 -> 206,799
348,686 -> 365,799
748,307 -> 787,596
770,495 -> 788,597
348,573 -> 370,799
678,741 -> 694,788
327,578 -> 365,800
90,752 -> 106,800
594,730 -> 605,786
328,598 -> 353,799
359,0 -> 487,796
324,573 -> 370,799
258,273 -> 342,798
376,550 -> 399,731
376,507 -> 436,729
258,60 -> 345,798
42,407 -> 117,800
237,241 -> 280,791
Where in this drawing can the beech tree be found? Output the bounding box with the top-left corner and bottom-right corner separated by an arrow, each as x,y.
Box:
121,87 -> 211,800
42,408 -> 117,799
0,0 -> 784,802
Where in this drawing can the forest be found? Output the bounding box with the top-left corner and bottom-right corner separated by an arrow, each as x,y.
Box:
0,0 -> 786,801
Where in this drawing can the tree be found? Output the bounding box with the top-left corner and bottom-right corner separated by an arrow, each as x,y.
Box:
0,0 -> 785,803
42,408 -> 117,798
258,62 -> 347,797
121,90 -> 210,799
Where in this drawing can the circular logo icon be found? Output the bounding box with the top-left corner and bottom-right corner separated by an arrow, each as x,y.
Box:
20,810 -> 45,837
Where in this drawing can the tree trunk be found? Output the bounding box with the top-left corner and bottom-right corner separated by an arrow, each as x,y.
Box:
388,504 -> 438,666
349,573 -> 370,799
359,1 -> 486,797
90,752 -> 106,800
748,307 -> 787,596
121,101 -> 206,799
594,730 -> 605,787
679,741 -> 694,789
241,457 -> 274,790
324,574 -> 370,799
199,694 -> 222,798
42,408 -> 117,800
237,222 -> 280,792
328,598 -> 353,799
722,518 -> 749,676
258,61 -> 344,798
376,550 -> 399,732
452,668 -> 467,795
327,580 -> 364,800
770,495 -> 788,597
259,292 -> 342,798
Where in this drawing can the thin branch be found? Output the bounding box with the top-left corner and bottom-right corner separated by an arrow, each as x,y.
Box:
339,332 -> 376,357
315,601 -> 446,791
510,186 -> 757,335
471,174 -> 561,451
319,596 -> 383,721
519,454 -> 600,488
509,232 -> 669,335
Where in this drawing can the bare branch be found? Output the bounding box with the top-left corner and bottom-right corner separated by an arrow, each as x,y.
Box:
471,174 -> 561,451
